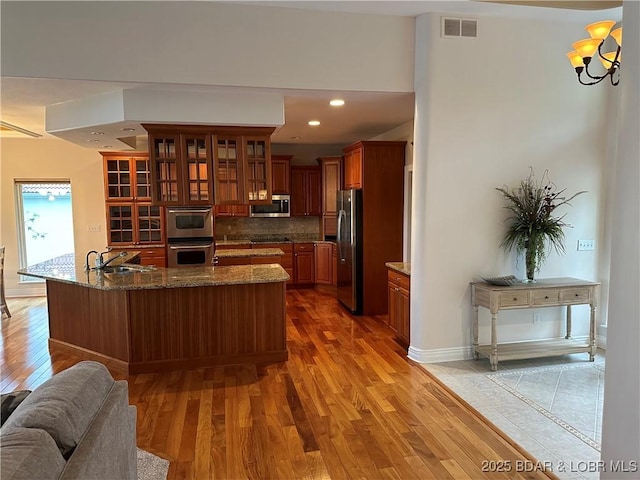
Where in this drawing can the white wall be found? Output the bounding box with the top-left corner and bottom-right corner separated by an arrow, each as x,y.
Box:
1,1 -> 414,94
1,139 -> 106,295
410,13 -> 610,362
600,1 -> 640,473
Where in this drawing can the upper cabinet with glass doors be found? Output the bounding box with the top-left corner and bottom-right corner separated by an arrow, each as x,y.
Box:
143,124 -> 274,206
102,151 -> 153,202
144,125 -> 214,206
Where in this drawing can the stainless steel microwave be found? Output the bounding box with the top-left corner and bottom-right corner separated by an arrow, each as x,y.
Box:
250,194 -> 290,218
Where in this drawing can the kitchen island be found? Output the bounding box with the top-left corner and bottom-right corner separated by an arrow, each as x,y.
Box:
19,253 -> 289,374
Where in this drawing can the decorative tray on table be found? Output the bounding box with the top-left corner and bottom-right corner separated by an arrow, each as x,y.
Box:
480,275 -> 519,286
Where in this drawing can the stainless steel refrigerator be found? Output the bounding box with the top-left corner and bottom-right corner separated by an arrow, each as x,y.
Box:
336,189 -> 363,314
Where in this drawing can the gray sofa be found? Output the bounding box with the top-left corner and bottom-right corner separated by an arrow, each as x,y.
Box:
0,361 -> 137,480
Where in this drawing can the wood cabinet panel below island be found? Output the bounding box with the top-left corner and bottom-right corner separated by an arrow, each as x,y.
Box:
20,254 -> 289,374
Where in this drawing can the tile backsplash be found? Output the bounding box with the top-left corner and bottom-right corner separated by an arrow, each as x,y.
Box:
215,216 -> 320,240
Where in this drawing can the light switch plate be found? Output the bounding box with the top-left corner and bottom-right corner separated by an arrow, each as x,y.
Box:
87,225 -> 101,233
577,239 -> 595,251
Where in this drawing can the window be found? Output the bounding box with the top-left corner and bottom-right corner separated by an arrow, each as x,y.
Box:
15,181 -> 75,282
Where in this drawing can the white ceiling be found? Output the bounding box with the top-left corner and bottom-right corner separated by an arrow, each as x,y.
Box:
0,0 -> 622,150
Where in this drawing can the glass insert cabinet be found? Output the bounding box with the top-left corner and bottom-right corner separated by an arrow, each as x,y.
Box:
143,124 -> 275,206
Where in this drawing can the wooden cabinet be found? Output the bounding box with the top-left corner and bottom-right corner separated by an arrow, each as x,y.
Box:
182,134 -> 214,204
103,152 -> 153,202
102,152 -> 166,268
253,243 -> 293,285
388,268 -> 410,346
317,156 -> 342,238
213,128 -> 274,205
343,147 -> 363,189
244,135 -> 272,203
294,243 -> 315,284
110,246 -> 167,268
145,128 -> 214,205
332,243 -> 337,286
291,166 -> 322,216
214,204 -> 250,217
271,155 -> 292,194
142,124 -> 274,206
342,141 -> 406,315
314,242 -> 333,285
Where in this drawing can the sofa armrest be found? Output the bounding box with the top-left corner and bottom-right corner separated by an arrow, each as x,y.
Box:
59,381 -> 137,480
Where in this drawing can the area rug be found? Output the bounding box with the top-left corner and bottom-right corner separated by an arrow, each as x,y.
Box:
487,363 -> 605,451
137,448 -> 170,480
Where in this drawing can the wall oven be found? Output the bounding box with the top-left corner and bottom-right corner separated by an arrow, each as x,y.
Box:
166,207 -> 214,239
166,207 -> 216,268
250,194 -> 290,218
167,240 -> 215,268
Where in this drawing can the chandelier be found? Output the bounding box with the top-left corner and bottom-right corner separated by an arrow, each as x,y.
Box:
567,20 -> 622,86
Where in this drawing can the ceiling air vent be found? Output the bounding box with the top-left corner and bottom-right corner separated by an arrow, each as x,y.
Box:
442,17 -> 478,38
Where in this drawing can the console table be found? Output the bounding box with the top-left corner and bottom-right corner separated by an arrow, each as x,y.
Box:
471,277 -> 599,371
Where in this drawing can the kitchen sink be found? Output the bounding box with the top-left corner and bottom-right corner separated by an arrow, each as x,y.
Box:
102,266 -> 135,274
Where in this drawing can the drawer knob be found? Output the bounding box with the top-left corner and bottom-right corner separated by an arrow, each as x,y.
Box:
545,296 -> 549,299
513,297 -> 517,301
575,293 -> 579,297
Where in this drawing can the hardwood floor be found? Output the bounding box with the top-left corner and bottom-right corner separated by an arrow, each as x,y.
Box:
1,290 -> 556,479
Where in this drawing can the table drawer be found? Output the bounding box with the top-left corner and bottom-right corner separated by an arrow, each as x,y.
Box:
533,289 -> 560,305
388,270 -> 410,291
499,291 -> 529,307
562,287 -> 591,304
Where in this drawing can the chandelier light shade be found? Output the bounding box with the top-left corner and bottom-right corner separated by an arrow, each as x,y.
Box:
567,20 -> 622,86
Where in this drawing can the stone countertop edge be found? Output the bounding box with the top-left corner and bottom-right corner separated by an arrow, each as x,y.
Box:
386,262 -> 411,276
18,254 -> 289,291
215,248 -> 284,258
217,236 -> 333,246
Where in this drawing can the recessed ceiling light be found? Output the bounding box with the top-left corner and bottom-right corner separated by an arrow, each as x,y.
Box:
121,127 -> 136,132
102,145 -> 113,148
290,136 -> 302,140
90,131 -> 104,135
308,120 -> 320,126
329,99 -> 345,106
86,139 -> 100,143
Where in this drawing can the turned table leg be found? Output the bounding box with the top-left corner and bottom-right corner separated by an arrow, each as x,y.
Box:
589,303 -> 597,361
490,311 -> 498,371
473,305 -> 479,360
565,305 -> 572,339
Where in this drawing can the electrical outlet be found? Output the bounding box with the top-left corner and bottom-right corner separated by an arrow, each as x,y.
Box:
533,313 -> 541,324
577,239 -> 595,251
87,225 -> 101,233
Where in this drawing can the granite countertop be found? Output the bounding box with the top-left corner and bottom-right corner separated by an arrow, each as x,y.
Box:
386,262 -> 411,276
215,248 -> 284,258
18,253 -> 289,291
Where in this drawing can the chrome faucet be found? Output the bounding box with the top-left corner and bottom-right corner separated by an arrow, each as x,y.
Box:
97,250 -> 127,269
85,250 -> 99,271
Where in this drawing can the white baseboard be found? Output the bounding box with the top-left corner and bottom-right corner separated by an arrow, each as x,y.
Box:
408,345 -> 475,364
6,285 -> 46,298
598,324 -> 607,350
408,335 -> 598,364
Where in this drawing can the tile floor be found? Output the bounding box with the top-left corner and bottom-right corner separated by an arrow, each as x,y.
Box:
423,351 -> 606,480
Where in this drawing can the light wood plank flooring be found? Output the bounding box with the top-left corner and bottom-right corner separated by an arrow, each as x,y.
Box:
1,289 -> 556,479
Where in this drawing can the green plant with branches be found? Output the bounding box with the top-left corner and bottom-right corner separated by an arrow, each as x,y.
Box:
25,211 -> 47,240
496,168 -> 586,282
